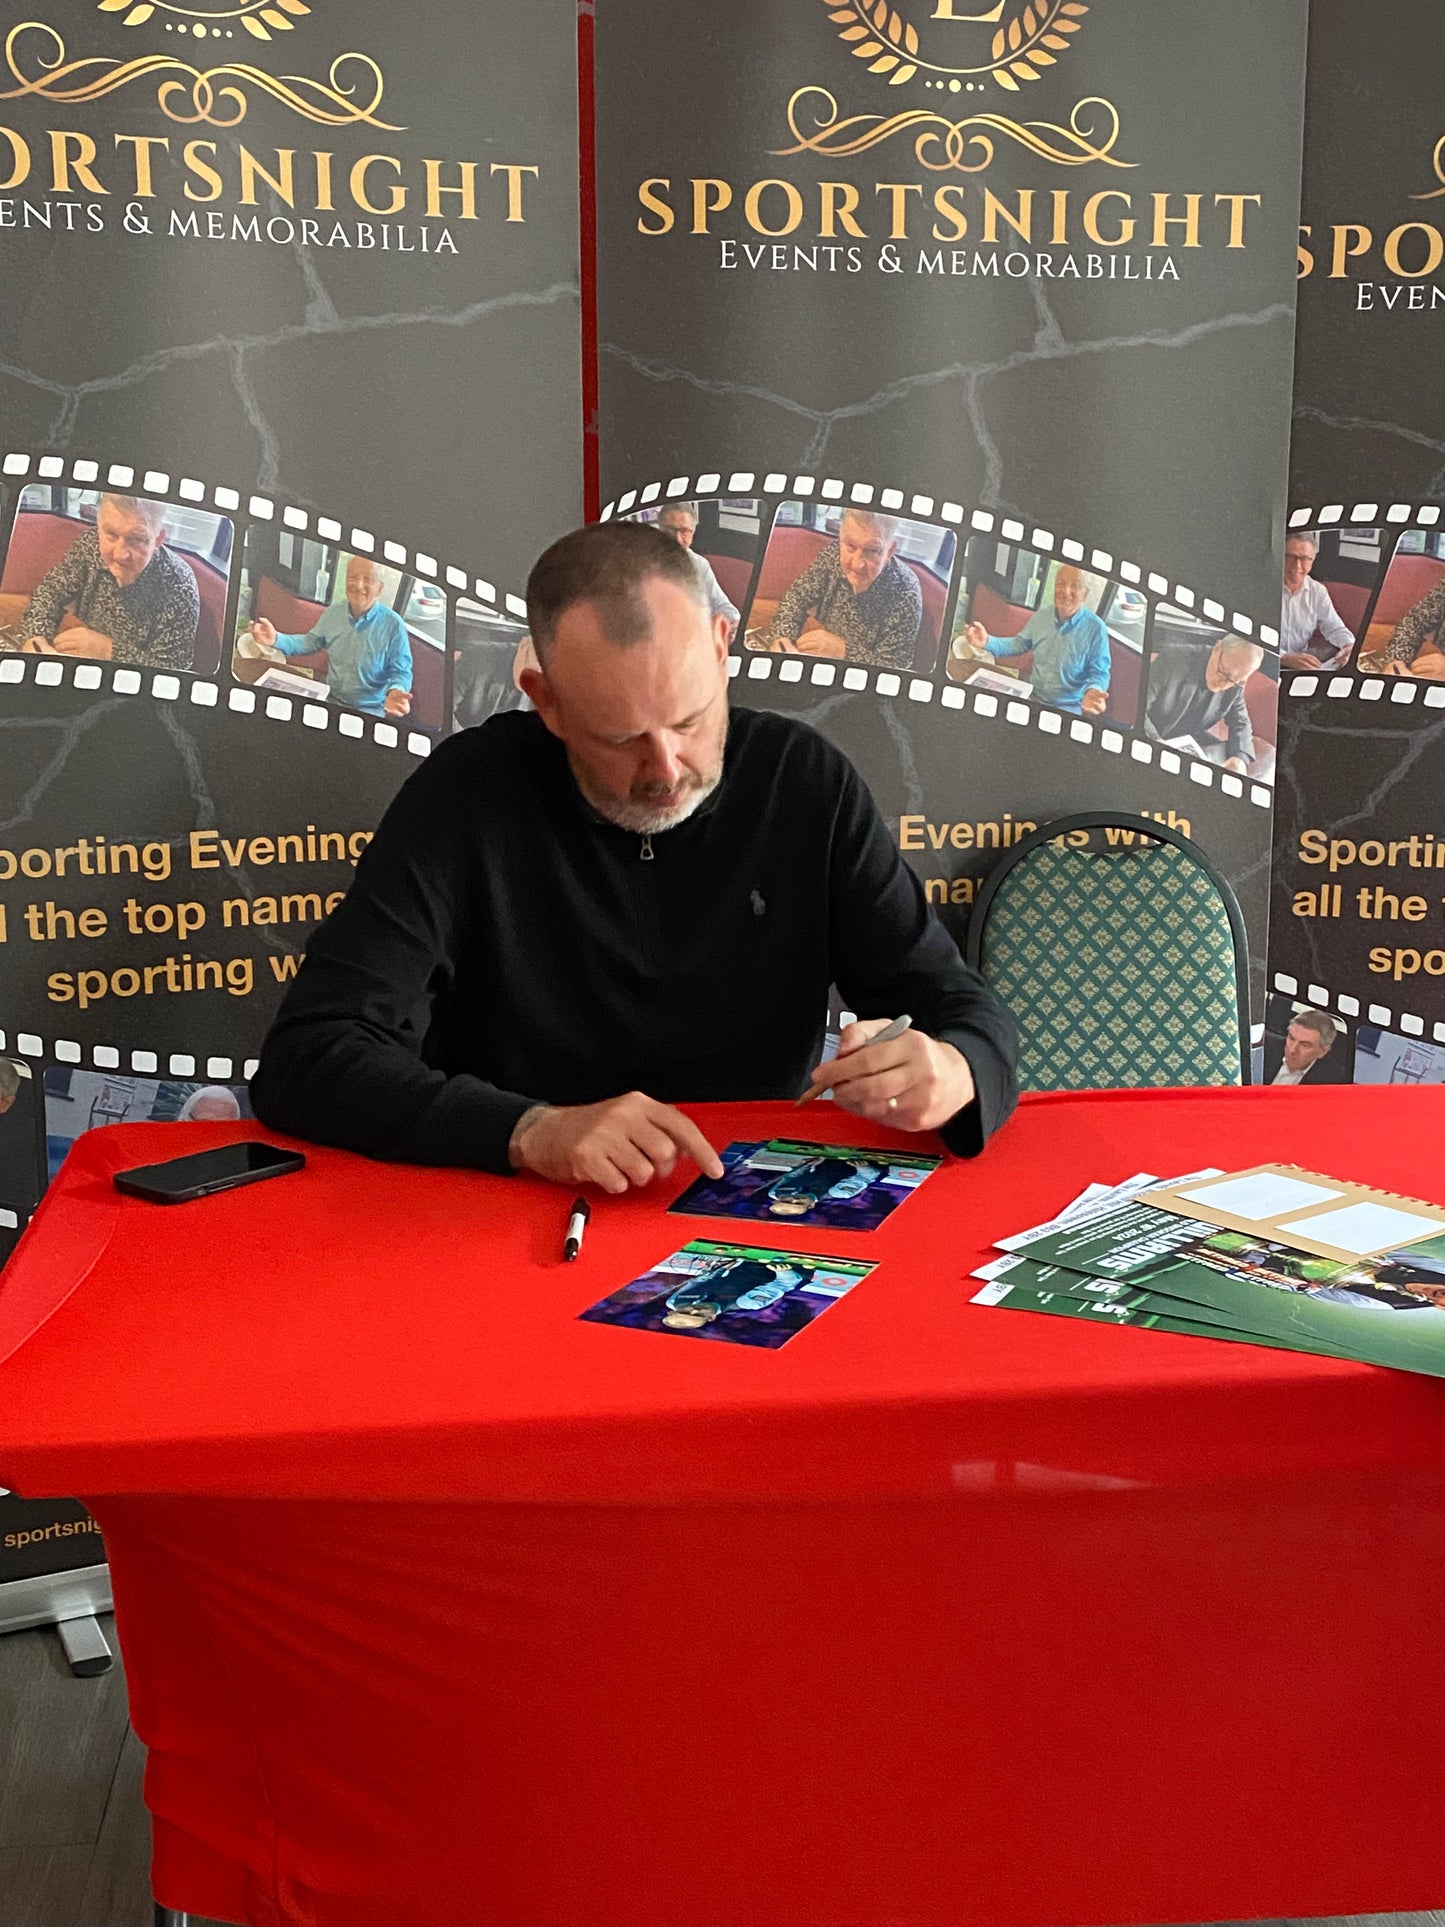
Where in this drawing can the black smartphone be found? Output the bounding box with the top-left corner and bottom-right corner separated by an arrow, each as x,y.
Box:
112,1140 -> 306,1204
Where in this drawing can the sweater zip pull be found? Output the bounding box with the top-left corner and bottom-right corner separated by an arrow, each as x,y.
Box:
640,832 -> 654,862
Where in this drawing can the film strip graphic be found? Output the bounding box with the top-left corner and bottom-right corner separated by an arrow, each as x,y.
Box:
1284,498 -> 1445,688
602,468 -> 1277,813
0,446 -> 534,1111
0,447 -> 531,758
1276,500 -> 1445,1045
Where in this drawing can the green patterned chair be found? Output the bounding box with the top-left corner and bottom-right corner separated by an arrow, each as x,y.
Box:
964,812 -> 1250,1091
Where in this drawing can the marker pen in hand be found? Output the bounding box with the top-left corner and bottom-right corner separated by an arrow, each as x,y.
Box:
563,1195 -> 590,1263
796,1013 -> 913,1106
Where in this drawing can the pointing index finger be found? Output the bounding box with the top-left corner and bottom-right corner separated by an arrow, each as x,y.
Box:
649,1101 -> 724,1180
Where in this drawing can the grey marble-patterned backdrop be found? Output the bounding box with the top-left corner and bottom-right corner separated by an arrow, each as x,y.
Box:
595,0 -> 1306,622
1291,0 -> 1445,509
594,0 -> 1305,1013
0,0 -> 582,1291
1271,0 -> 1445,1066
0,0 -> 582,586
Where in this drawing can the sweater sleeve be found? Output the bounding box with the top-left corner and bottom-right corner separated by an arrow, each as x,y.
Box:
22,539 -> 87,644
1221,684 -> 1255,764
870,566 -> 922,670
825,755 -> 1019,1155
767,549 -> 831,644
249,740 -> 535,1173
142,558 -> 200,671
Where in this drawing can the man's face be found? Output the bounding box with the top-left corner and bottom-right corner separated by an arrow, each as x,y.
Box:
97,502 -> 164,588
345,559 -> 385,617
525,576 -> 730,835
659,511 -> 696,550
1205,643 -> 1260,694
1283,540 -> 1317,594
838,517 -> 894,596
1283,1020 -> 1332,1072
1053,567 -> 1088,621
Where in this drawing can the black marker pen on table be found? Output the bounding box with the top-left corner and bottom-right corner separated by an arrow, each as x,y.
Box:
564,1196 -> 590,1263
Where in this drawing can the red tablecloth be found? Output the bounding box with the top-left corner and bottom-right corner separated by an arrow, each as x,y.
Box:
1,1089 -> 1444,1927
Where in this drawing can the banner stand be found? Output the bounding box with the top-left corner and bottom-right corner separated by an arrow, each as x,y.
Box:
0,1565 -> 114,1676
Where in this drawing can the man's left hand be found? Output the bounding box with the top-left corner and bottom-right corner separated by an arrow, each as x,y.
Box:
791,627 -> 847,658
384,687 -> 412,717
51,626 -> 113,660
805,1019 -> 975,1131
1080,687 -> 1108,717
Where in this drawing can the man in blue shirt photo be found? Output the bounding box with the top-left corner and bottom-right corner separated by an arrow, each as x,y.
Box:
959,563 -> 1111,716
248,555 -> 413,719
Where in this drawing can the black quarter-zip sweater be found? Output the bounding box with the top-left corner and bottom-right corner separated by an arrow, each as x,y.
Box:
251,707 -> 1019,1172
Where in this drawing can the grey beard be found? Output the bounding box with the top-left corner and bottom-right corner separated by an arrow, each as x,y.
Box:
568,757 -> 720,836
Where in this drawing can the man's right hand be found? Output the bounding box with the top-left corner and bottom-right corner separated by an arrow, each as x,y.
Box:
961,620 -> 989,651
249,617 -> 279,649
512,1093 -> 724,1194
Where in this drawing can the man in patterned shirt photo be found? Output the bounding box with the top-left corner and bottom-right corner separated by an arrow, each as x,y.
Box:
762,508 -> 923,668
20,494 -> 200,670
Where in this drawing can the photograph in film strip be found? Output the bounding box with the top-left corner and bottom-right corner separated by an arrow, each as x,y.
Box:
608,471 -> 1277,1020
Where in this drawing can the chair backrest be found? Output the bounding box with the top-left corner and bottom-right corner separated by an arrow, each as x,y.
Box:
965,812 -> 1250,1091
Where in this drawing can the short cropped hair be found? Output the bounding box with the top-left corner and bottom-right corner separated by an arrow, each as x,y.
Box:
1288,1008 -> 1338,1047
840,508 -> 899,546
658,501 -> 698,527
0,1059 -> 20,1102
1285,529 -> 1320,552
101,493 -> 167,535
526,522 -> 704,658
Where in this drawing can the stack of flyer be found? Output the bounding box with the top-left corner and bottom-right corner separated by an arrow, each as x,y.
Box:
971,1163 -> 1445,1376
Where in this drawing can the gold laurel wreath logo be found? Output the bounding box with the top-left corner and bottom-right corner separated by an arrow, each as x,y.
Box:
1,21 -> 400,126
774,87 -> 1132,172
818,0 -> 1090,92
96,0 -> 309,41
1411,134 -> 1445,199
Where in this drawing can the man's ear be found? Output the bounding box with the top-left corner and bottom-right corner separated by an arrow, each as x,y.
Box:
519,663 -> 563,736
710,613 -> 729,664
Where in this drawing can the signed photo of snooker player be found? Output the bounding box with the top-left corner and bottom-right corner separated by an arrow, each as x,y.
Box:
670,1138 -> 941,1232
579,1240 -> 877,1350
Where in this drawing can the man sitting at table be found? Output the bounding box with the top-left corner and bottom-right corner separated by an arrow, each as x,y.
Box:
1279,531 -> 1355,673
957,565 -> 1110,717
247,556 -> 413,719
252,521 -> 1018,1193
762,509 -> 922,668
20,494 -> 200,669
658,502 -> 739,640
1145,635 -> 1262,774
